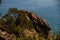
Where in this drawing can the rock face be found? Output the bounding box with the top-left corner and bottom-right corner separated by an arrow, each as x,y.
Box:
0,8 -> 51,40
0,30 -> 10,40
18,10 -> 51,37
27,12 -> 51,37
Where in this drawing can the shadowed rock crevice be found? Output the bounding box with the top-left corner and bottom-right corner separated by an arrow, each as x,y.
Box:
0,37 -> 6,40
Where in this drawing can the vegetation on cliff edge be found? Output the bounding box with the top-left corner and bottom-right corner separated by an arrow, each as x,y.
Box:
0,8 -> 60,40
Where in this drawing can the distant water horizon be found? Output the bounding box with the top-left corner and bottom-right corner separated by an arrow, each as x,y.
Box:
0,0 -> 60,34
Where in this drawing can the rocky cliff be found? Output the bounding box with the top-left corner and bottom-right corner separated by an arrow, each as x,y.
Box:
0,8 -> 53,40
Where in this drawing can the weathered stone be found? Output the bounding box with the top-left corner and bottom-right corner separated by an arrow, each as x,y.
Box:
0,9 -> 52,39
26,11 -> 51,38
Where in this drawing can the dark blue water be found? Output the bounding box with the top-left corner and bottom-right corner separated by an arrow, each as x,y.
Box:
0,0 -> 60,33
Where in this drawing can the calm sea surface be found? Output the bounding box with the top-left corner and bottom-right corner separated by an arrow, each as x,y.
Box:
0,0 -> 60,33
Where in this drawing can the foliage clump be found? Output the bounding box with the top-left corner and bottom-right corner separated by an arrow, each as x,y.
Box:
0,8 -> 35,40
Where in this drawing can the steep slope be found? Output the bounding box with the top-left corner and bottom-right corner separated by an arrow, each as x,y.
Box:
0,8 -> 52,40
